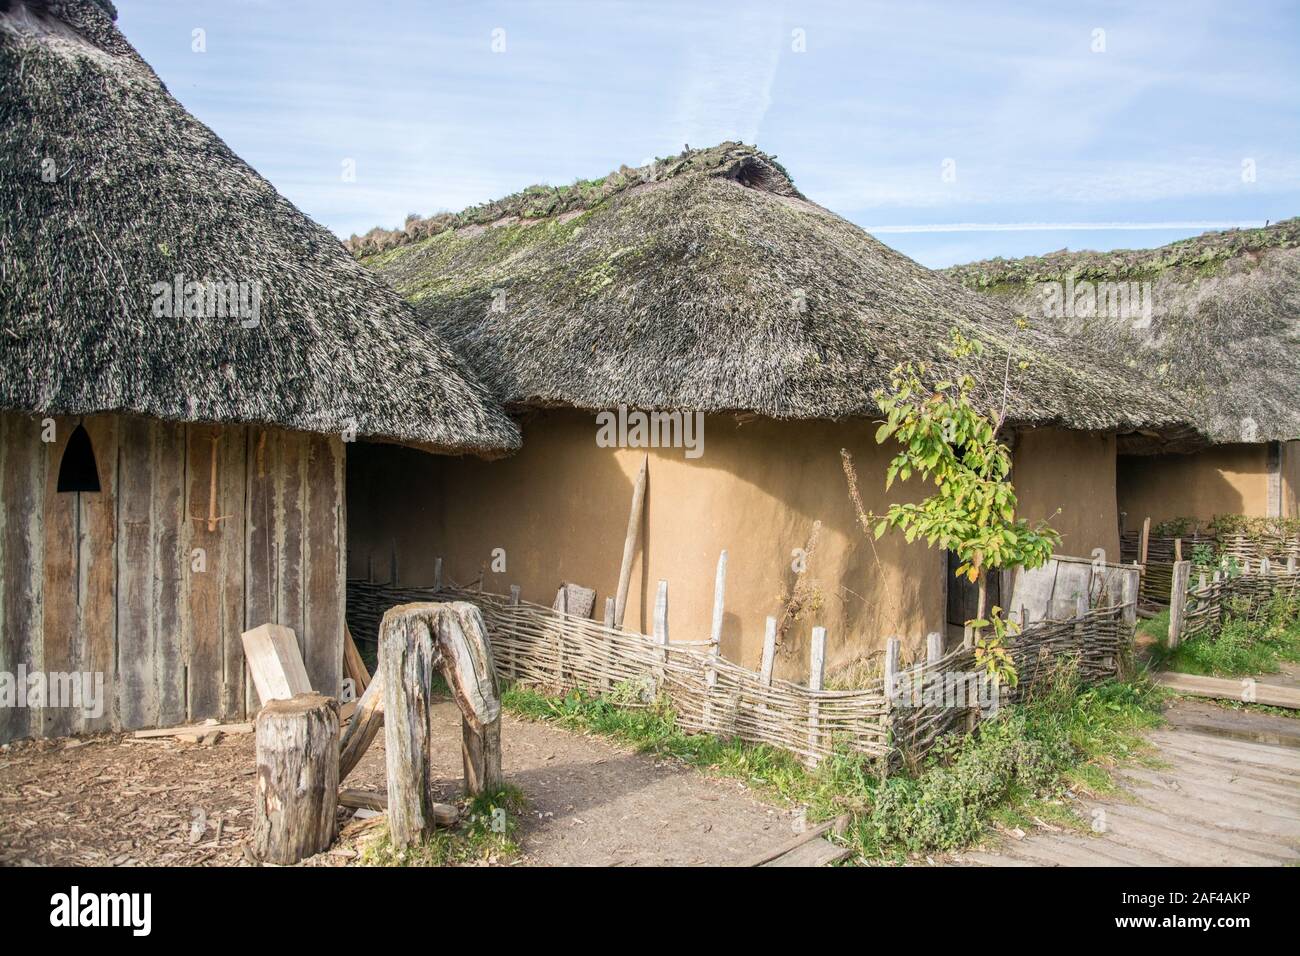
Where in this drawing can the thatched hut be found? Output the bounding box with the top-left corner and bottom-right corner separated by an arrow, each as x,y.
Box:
349,143 -> 1193,676
0,0 -> 518,743
945,219 -> 1300,528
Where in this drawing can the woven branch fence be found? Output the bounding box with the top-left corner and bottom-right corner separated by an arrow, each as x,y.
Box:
1122,528 -> 1300,606
347,580 -> 1129,771
1173,558 -> 1300,644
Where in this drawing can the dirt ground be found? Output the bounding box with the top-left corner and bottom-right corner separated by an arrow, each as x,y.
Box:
0,700 -> 796,867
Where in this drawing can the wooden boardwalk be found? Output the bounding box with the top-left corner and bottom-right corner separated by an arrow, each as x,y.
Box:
954,703 -> 1300,867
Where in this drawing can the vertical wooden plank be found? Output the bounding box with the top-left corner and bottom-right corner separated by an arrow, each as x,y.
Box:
41,416 -> 77,737
704,551 -> 726,730
244,426 -> 276,718
652,579 -> 668,688
116,416 -> 156,730
185,424 -> 244,720
882,637 -> 899,702
304,432 -> 344,698
275,430 -> 306,670
218,424 -> 247,720
78,415 -> 117,733
185,424 -> 221,720
154,420 -> 187,727
1139,517 -> 1151,566
0,413 -> 45,744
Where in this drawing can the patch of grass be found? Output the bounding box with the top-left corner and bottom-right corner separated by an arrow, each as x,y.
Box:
358,785 -> 526,867
501,671 -> 1165,863
1151,592 -> 1300,678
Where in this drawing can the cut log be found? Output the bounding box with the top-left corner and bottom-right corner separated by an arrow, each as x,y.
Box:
339,670 -> 385,782
251,693 -> 339,864
241,623 -> 312,705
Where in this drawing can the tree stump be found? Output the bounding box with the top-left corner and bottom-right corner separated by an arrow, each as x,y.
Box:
380,602 -> 503,848
252,693 -> 339,864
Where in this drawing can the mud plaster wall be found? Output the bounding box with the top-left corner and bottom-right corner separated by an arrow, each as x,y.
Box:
1012,428 -> 1120,562
347,412 -> 1116,683
1117,444 -> 1273,526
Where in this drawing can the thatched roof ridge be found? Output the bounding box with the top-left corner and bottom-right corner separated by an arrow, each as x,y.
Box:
357,142 -> 1196,438
943,220 -> 1300,443
0,0 -> 519,452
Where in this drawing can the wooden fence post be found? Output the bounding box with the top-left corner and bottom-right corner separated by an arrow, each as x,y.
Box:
704,552 -> 727,731
759,616 -> 777,685
509,584 -> 520,605
433,556 -> 442,591
252,693 -> 339,864
1168,560 -> 1192,649
602,597 -> 615,692
926,632 -> 943,665
807,627 -> 826,765
653,579 -> 669,689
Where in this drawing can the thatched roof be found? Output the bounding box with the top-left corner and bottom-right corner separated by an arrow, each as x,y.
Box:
355,142 -> 1195,439
944,220 -> 1300,445
0,0 -> 519,452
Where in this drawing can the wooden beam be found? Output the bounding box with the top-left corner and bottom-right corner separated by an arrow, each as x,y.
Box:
338,670 -> 384,782
1155,671 -> 1300,710
343,624 -> 371,696
613,455 -> 648,628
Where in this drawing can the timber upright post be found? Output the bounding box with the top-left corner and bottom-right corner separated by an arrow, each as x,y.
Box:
807,627 -> 827,766
252,693 -> 339,864
1168,560 -> 1192,649
704,551 -> 727,731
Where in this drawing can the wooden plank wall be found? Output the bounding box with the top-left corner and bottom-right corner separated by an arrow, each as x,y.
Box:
0,411 -> 346,742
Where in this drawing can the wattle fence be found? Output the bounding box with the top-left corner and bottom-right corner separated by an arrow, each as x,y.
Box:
347,580 -> 1130,772
1170,557 -> 1300,645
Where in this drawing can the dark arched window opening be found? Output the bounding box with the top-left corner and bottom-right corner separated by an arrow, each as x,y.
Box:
57,423 -> 101,493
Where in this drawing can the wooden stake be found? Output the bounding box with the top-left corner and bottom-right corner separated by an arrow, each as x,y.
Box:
614,455 -> 648,628
252,693 -> 339,864
760,617 -> 777,685
509,584 -> 521,606
1168,560 -> 1192,649
653,579 -> 669,687
703,552 -> 727,731
1139,517 -> 1151,566
807,626 -> 827,765
926,632 -> 943,664
433,557 -> 443,591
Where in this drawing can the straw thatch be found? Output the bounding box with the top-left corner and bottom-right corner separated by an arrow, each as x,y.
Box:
944,219 -> 1300,445
352,143 -> 1196,438
0,0 -> 519,452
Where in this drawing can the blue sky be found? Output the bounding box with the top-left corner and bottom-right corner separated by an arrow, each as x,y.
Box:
119,0 -> 1300,267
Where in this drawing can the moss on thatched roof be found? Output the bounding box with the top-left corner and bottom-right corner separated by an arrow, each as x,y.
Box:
355,142 -> 1194,438
0,0 -> 518,452
943,220 -> 1300,443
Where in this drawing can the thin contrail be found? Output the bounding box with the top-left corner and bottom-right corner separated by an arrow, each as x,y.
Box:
866,220 -> 1268,234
